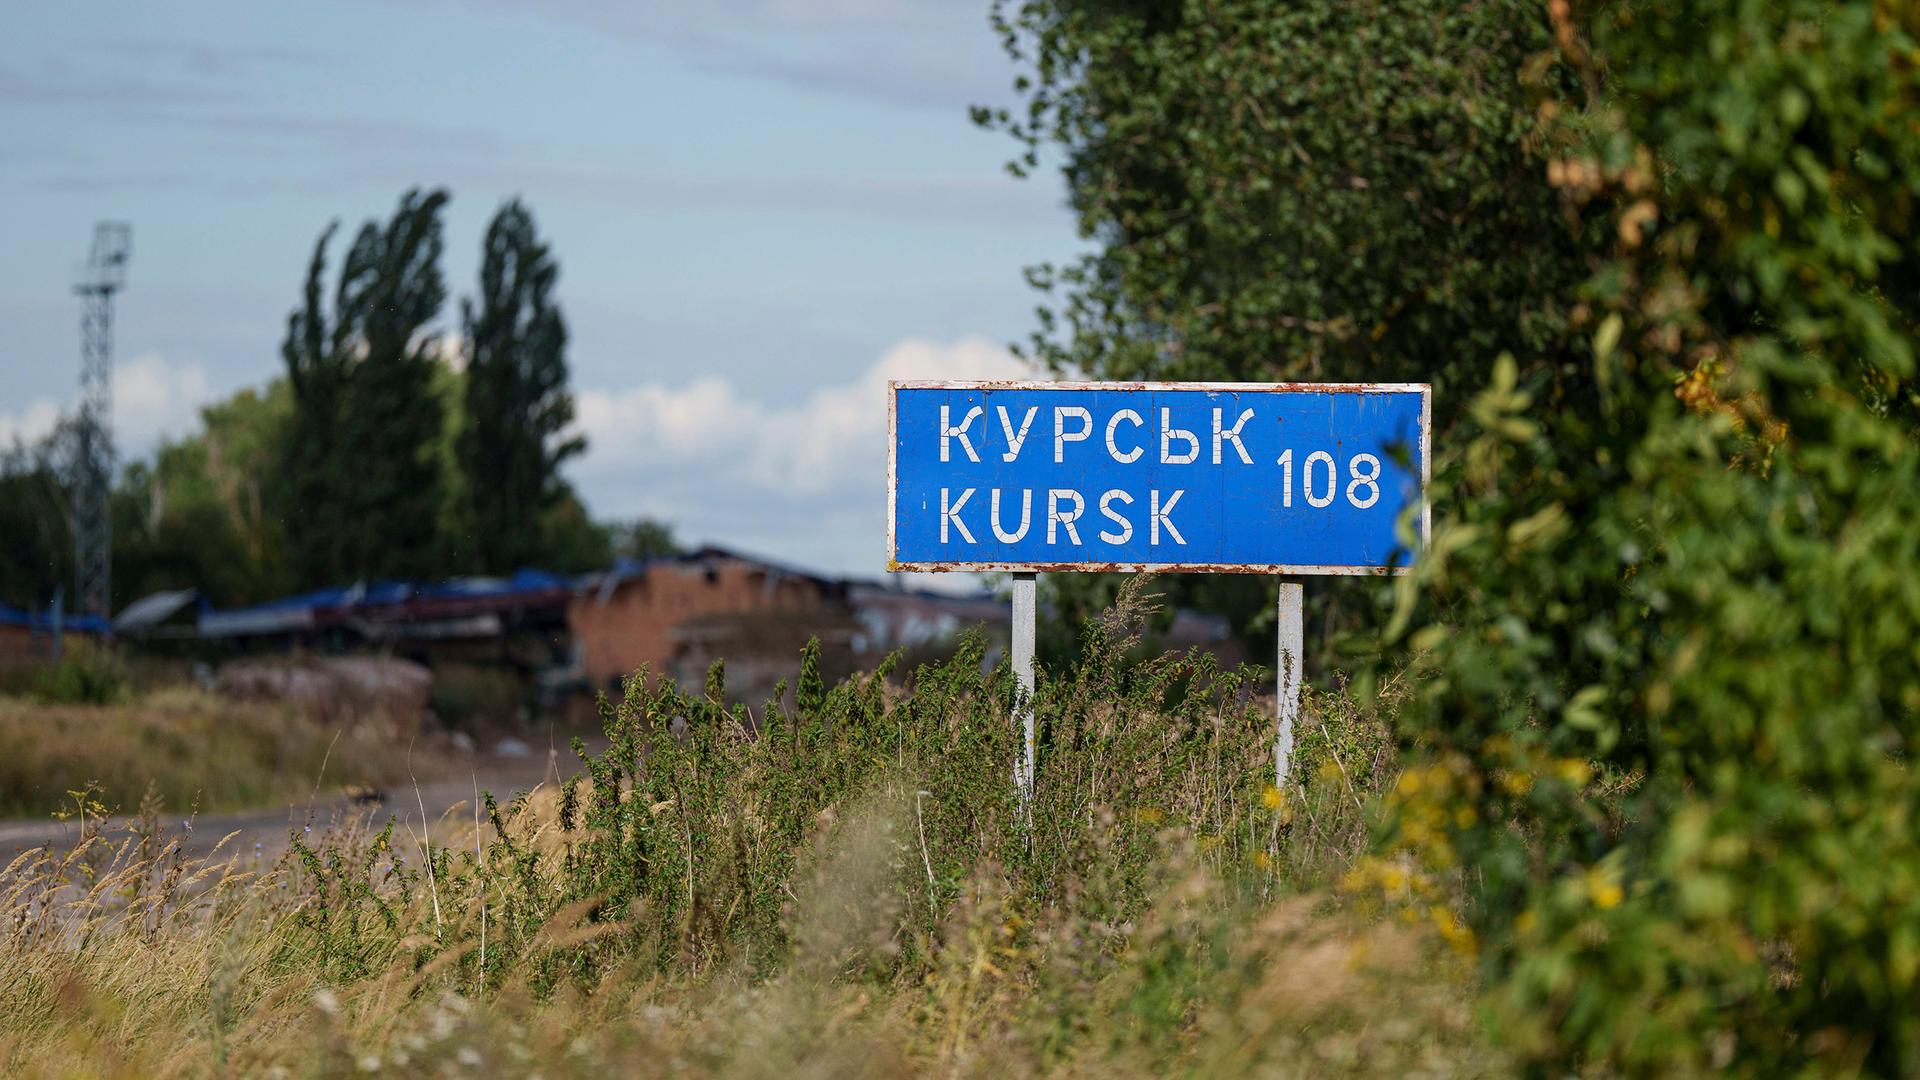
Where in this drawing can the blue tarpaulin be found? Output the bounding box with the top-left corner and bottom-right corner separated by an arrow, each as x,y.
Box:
0,603 -> 113,636
197,568 -> 580,638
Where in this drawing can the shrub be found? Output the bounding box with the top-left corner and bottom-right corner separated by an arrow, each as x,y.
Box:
0,688 -> 403,817
547,581 -> 1379,976
1350,2 -> 1920,1073
30,641 -> 129,705
427,662 -> 527,732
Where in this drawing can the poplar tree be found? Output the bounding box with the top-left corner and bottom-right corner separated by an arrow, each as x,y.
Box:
458,199 -> 583,573
281,222 -> 352,585
283,187 -> 452,583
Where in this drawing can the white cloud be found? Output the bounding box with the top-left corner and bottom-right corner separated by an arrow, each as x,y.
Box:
114,353 -> 210,448
0,352 -> 211,453
573,335 -> 1024,498
0,399 -> 63,450
568,335 -> 1028,577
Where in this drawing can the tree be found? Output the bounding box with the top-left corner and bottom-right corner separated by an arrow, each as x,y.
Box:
536,492 -> 615,573
458,199 -> 584,573
984,0 -> 1586,656
607,518 -> 679,563
996,1 -> 1920,1066
282,188 -> 453,583
112,382 -> 295,607
281,221 -> 352,585
0,428 -> 73,612
984,0 -> 1582,402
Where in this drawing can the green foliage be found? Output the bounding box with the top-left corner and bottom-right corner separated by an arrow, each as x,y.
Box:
994,0 -> 1920,1069
984,0 -> 1580,399
458,199 -> 585,575
29,642 -> 128,706
113,381 -> 295,607
1,190 -> 624,612
0,427 -> 72,611
1351,1 -> 1920,1073
531,491 -> 618,572
282,224 -> 354,586
0,686 -> 399,817
986,0 -> 1584,654
267,592 -> 1385,1003
1028,570 -> 1269,669
0,606 -> 1471,1075
427,662 -> 528,732
605,516 -> 681,562
537,586 -> 1386,982
268,189 -> 632,587
0,693 -> 1476,1078
282,188 -> 454,583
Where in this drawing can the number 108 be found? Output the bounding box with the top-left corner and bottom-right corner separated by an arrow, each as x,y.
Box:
1275,450 -> 1382,509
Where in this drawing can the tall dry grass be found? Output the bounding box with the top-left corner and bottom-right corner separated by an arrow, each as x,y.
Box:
0,688 -> 404,818
0,586 -> 1496,1076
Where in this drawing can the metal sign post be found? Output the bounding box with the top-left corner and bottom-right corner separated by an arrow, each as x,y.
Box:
887,380 -> 1429,815
1011,572 -> 1037,816
1274,578 -> 1304,788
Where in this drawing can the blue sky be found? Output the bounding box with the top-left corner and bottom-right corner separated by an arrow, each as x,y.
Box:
1,0 -> 1073,579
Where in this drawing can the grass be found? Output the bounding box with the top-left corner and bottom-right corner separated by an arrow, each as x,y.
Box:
0,587 -> 1497,1076
0,687 -> 408,819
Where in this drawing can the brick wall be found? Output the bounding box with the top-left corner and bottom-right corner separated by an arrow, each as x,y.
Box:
567,557 -> 842,690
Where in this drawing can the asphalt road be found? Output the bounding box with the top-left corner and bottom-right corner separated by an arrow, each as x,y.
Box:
0,747 -> 583,865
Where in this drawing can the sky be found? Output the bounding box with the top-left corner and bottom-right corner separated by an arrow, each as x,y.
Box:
0,1 -> 1074,583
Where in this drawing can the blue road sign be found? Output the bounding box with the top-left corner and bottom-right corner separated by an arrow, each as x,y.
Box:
888,381 -> 1429,574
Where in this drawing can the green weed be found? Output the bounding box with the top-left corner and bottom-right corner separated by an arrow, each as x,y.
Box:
0,587 -> 1483,1076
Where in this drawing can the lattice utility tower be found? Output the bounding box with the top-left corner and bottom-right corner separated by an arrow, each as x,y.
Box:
72,222 -> 131,620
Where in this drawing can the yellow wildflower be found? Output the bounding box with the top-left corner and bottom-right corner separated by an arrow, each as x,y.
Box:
1430,905 -> 1477,955
1554,758 -> 1593,787
1586,867 -> 1624,910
